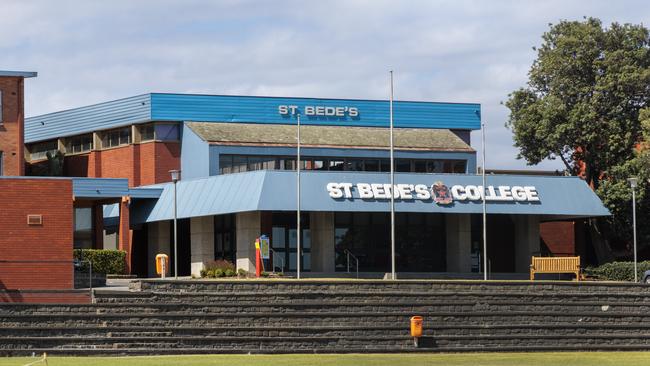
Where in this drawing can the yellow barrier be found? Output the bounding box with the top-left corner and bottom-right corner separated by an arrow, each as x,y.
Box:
530,256 -> 581,281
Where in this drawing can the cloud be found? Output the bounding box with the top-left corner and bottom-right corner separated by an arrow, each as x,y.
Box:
2,0 -> 649,170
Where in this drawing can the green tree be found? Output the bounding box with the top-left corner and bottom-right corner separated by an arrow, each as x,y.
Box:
505,18 -> 650,258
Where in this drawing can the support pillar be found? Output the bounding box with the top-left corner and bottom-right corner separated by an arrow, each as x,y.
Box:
445,214 -> 472,273
514,215 -> 540,273
93,203 -> 104,249
310,212 -> 335,272
190,216 -> 215,277
118,196 -> 132,274
147,220 -> 171,277
235,211 -> 261,272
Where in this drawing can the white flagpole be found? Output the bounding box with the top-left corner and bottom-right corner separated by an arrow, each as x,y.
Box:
297,113 -> 301,280
390,70 -> 396,280
481,121 -> 488,281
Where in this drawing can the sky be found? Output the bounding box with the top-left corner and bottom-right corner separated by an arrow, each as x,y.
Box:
2,0 -> 650,170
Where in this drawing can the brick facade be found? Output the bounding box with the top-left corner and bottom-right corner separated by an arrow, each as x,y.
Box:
0,76 -> 25,176
58,141 -> 180,187
540,221 -> 576,256
0,178 -> 73,290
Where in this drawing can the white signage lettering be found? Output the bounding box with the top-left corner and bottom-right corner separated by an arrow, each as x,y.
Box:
278,105 -> 359,117
326,182 -> 540,203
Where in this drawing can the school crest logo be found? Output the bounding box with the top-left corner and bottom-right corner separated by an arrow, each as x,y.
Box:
431,181 -> 453,205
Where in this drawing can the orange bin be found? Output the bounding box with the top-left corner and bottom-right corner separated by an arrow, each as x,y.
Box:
410,316 -> 423,338
155,254 -> 169,276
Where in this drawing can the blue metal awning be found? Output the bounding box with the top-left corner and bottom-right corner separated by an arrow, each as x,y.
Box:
72,178 -> 163,200
132,171 -> 610,223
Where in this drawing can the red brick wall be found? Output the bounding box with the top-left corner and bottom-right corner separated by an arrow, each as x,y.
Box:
0,76 -> 25,176
0,178 -> 73,289
540,221 -> 576,256
38,141 -> 181,187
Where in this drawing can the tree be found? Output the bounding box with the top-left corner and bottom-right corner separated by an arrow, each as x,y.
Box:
505,18 -> 650,258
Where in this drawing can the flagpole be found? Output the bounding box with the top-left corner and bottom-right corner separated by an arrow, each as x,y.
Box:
481,121 -> 488,281
389,70 -> 396,280
296,113 -> 301,280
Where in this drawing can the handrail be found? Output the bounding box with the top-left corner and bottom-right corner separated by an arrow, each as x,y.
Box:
268,247 -> 285,273
344,249 -> 359,279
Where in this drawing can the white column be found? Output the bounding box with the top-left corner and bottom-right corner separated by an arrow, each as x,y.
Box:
147,220 -> 170,277
190,216 -> 215,277
446,214 -> 472,273
235,211 -> 261,272
310,212 -> 335,273
514,215 -> 540,273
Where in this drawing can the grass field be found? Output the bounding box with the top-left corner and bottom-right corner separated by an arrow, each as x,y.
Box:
3,353 -> 650,366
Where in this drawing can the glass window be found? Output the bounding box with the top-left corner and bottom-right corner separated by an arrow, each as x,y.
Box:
140,124 -> 155,142
232,155 -> 248,173
29,140 -> 59,161
427,160 -> 443,173
345,159 -> 364,171
66,134 -> 93,154
413,160 -> 427,173
452,160 -> 466,173
364,159 -> 380,172
312,159 -> 327,170
329,160 -> 344,171
155,124 -> 180,141
380,159 -> 391,172
102,127 -> 131,148
396,159 -> 411,172
282,158 -> 296,170
219,155 -> 233,175
74,207 -> 93,249
0,151 -> 3,175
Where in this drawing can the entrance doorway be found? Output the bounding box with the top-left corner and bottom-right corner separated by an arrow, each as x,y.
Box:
271,212 -> 311,271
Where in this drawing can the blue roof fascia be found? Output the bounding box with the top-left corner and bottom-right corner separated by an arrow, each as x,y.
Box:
133,171 -> 609,224
72,177 -> 130,199
150,93 -> 481,130
0,70 -> 37,78
129,187 -> 164,199
25,94 -> 152,143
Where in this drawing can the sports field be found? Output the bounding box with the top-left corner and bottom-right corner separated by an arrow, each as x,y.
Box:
3,353 -> 650,366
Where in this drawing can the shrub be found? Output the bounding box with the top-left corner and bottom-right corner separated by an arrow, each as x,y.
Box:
200,269 -> 207,278
237,268 -> 248,278
206,269 -> 215,278
224,268 -> 236,277
205,259 -> 236,272
584,261 -> 650,282
73,249 -> 126,275
215,268 -> 225,278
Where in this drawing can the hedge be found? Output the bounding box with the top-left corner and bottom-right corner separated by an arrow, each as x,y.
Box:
584,261 -> 650,282
73,249 -> 126,275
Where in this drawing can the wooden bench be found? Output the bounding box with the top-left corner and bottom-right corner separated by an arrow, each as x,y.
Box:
530,256 -> 581,281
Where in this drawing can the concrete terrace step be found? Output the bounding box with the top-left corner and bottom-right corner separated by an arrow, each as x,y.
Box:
2,301 -> 649,315
4,324 -> 650,338
93,289 -> 650,304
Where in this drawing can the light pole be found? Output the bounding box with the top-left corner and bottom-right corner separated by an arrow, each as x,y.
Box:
629,177 -> 639,282
170,169 -> 180,280
296,113 -> 301,280
389,70 -> 396,280
481,122 -> 488,281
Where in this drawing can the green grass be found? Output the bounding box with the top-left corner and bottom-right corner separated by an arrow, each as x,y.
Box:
3,353 -> 650,366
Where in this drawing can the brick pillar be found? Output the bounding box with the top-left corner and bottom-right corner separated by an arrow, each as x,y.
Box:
119,196 -> 132,274
93,203 -> 104,249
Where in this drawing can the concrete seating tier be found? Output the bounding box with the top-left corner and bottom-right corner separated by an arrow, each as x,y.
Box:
1,279 -> 650,355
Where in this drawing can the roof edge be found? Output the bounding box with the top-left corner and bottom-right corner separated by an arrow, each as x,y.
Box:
0,70 -> 37,78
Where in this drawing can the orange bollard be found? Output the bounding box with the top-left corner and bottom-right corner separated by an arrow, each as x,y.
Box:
255,239 -> 262,278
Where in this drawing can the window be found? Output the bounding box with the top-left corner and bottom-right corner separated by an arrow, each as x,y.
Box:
140,124 -> 155,142
155,124 -> 179,141
74,207 -> 93,249
0,151 -> 3,176
65,134 -> 93,154
0,90 -> 3,124
102,127 -> 131,148
29,140 -> 59,161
